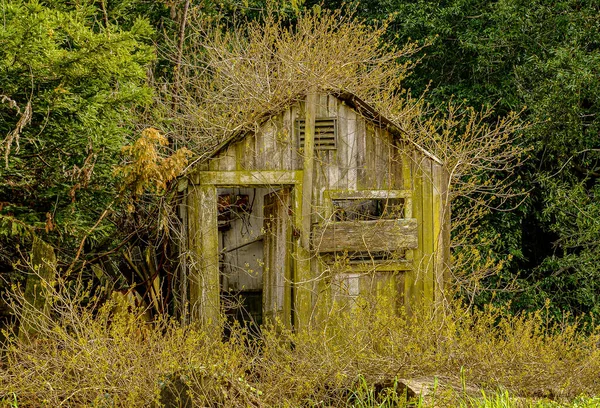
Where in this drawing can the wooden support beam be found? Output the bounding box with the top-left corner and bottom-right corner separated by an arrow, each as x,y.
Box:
192,170 -> 302,186
432,162 -> 451,307
324,189 -> 412,200
294,89 -> 317,329
187,184 -> 220,327
292,184 -> 311,329
301,89 -> 317,248
178,199 -> 189,324
420,159 -> 435,305
405,152 -> 424,313
330,260 -> 413,272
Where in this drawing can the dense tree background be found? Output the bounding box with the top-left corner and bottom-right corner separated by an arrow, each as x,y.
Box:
315,0 -> 600,317
2,0 -> 599,320
0,0 -> 155,312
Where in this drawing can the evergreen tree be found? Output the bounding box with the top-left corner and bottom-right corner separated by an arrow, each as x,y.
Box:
0,0 -> 154,276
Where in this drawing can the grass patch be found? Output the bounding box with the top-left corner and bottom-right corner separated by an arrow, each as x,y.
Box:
1,280 -> 598,406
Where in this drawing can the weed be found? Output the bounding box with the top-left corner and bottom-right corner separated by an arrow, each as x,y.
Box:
0,280 -> 598,407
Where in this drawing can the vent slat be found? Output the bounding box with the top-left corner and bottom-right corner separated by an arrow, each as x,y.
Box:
296,118 -> 337,150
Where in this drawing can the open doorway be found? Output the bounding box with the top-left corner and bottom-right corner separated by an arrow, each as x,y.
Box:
217,186 -> 293,333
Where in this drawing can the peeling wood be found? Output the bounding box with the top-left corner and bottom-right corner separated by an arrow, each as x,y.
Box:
312,219 -> 418,253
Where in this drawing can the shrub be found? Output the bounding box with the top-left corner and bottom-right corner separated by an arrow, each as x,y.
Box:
1,279 -> 598,406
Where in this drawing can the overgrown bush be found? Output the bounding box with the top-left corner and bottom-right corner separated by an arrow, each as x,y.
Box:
1,278 -> 598,406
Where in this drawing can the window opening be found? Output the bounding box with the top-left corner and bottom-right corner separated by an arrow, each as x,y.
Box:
332,198 -> 404,221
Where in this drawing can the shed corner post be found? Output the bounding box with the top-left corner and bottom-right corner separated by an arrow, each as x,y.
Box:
186,180 -> 220,329
434,163 -> 451,312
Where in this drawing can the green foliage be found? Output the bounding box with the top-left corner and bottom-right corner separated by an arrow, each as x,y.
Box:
309,0 -> 600,317
0,0 -> 154,266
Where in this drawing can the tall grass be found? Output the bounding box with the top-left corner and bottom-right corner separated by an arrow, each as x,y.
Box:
1,279 -> 598,407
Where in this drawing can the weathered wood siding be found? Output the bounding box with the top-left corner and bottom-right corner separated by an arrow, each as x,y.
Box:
404,153 -> 450,310
186,92 -> 450,328
202,106 -> 302,173
312,219 -> 418,253
201,94 -> 404,195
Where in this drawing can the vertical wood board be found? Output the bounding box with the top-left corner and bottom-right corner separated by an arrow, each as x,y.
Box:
421,158 -> 435,304
263,188 -> 292,328
187,185 -> 220,327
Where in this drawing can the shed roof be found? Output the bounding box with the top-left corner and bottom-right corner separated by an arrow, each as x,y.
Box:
203,91 -> 442,165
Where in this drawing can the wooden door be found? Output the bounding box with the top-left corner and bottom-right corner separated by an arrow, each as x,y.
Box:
263,188 -> 292,328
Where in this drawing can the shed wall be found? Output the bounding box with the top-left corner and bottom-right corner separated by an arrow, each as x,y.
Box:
187,93 -> 449,327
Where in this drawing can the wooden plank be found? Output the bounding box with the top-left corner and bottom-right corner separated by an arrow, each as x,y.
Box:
382,133 -> 399,189
178,196 -> 189,324
318,93 -> 328,117
405,152 -> 423,313
253,119 -> 265,169
327,93 -> 337,116
301,89 -> 317,248
421,158 -> 435,305
293,183 -> 312,329
327,149 -> 340,190
391,140 -> 404,189
235,140 -> 244,171
312,151 -> 327,224
326,189 -> 412,200
187,184 -> 220,327
401,144 -> 413,216
331,272 -> 360,311
312,218 -> 418,253
240,134 -> 256,170
432,162 -> 450,305
348,108 -> 359,190
208,156 -> 220,171
356,111 -> 366,189
290,105 -> 301,169
193,170 -> 302,186
296,90 -> 317,329
374,128 -> 387,189
281,108 -> 293,170
363,122 -> 376,189
272,116 -> 285,169
218,145 -> 237,171
334,260 -> 413,272
395,270 -> 406,313
261,119 -> 277,169
263,188 -> 292,328
337,103 -> 349,189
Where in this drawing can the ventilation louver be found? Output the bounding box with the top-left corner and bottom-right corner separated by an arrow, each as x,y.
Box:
296,118 -> 337,150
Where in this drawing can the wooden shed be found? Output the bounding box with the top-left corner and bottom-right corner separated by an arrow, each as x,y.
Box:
181,90 -> 450,330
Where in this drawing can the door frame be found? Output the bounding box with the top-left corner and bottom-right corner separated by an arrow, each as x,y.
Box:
186,170 -> 311,329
